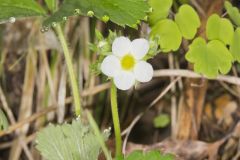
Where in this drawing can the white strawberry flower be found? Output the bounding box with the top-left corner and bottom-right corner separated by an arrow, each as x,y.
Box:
101,36 -> 153,90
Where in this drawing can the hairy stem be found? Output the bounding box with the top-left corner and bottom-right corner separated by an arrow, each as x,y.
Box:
87,111 -> 112,160
55,24 -> 82,116
110,84 -> 122,157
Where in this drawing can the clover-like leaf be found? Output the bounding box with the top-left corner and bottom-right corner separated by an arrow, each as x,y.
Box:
148,0 -> 173,26
224,1 -> 240,26
153,114 -> 170,128
206,14 -> 234,45
150,19 -> 182,52
186,37 -> 233,78
230,28 -> 240,62
175,4 -> 200,39
43,0 -> 149,28
0,0 -> 46,22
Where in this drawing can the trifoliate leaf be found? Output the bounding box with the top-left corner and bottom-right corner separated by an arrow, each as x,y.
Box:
153,114 -> 170,128
0,0 -> 46,22
148,0 -> 173,26
36,120 -> 110,160
206,14 -> 234,45
175,4 -> 200,39
230,28 -> 240,62
150,19 -> 182,52
0,109 -> 8,131
186,37 -> 233,78
43,0 -> 149,28
224,1 -> 240,26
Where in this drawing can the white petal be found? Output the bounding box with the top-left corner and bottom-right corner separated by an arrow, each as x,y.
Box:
112,37 -> 131,57
134,61 -> 153,82
101,55 -> 121,77
131,38 -> 149,60
113,71 -> 135,90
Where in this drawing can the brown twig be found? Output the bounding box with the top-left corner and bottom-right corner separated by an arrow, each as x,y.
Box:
0,133 -> 36,150
0,106 -> 56,137
0,82 -> 111,137
0,85 -> 34,160
154,69 -> 240,86
122,77 -> 181,154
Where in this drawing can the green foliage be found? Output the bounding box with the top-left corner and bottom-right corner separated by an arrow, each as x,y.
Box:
150,19 -> 182,52
178,0 -> 189,4
0,109 -> 8,131
86,111 -> 112,160
43,0 -> 149,28
148,0 -> 173,26
186,37 -> 233,78
175,4 -> 200,39
90,30 -> 118,75
224,1 -> 240,26
0,0 -> 46,22
45,0 -> 56,12
153,114 -> 170,128
143,36 -> 160,60
36,120 -> 110,160
150,4 -> 200,52
124,150 -> 174,160
230,28 -> 240,62
206,14 -> 234,45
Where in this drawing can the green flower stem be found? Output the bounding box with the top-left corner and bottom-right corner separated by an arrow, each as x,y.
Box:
55,24 -> 82,116
87,111 -> 112,160
110,83 -> 122,157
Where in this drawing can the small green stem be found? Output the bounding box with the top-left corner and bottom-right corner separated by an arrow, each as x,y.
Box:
87,111 -> 112,160
110,83 -> 122,157
55,24 -> 82,116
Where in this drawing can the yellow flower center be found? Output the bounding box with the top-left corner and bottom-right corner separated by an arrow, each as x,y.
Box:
121,54 -> 135,70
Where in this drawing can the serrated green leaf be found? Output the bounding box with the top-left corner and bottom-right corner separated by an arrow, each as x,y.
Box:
45,0 -> 56,12
175,4 -> 200,39
0,0 -> 46,22
148,0 -> 173,26
186,37 -> 233,78
36,120 -> 109,160
206,14 -> 234,45
150,19 -> 182,52
230,28 -> 240,62
224,1 -> 240,26
0,109 -> 8,131
43,0 -> 149,28
153,114 -> 170,128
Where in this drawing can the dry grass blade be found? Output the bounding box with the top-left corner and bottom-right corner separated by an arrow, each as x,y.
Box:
0,85 -> 34,160
154,69 -> 240,86
0,82 -> 110,137
9,49 -> 37,160
122,77 -> 181,154
57,67 -> 67,123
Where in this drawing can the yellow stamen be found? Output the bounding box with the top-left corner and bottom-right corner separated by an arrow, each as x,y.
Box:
121,54 -> 135,70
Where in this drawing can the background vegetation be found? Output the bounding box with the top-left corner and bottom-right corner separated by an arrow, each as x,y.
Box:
1,0 -> 240,159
